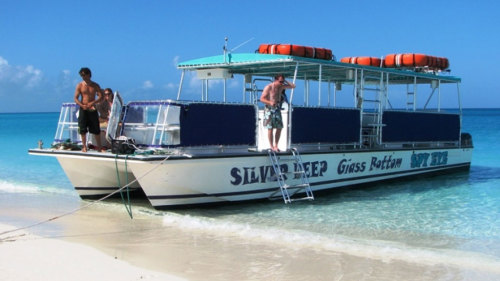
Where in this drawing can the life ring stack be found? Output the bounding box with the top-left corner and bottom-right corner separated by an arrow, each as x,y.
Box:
384,53 -> 449,71
340,57 -> 383,67
257,44 -> 333,60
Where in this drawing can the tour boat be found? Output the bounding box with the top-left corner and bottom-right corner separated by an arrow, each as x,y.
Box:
29,43 -> 473,208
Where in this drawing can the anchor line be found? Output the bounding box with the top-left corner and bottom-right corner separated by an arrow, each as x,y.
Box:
115,154 -> 133,218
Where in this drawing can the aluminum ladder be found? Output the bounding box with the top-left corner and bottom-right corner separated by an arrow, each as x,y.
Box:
268,148 -> 314,203
358,69 -> 386,147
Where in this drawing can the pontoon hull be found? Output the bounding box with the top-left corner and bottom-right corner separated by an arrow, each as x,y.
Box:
29,150 -> 141,198
128,147 -> 472,208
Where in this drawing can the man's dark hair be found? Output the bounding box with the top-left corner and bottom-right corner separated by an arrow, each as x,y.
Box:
79,67 -> 92,77
274,74 -> 284,80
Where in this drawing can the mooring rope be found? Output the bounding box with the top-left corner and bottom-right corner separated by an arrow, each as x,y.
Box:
0,154 -> 172,240
115,154 -> 133,218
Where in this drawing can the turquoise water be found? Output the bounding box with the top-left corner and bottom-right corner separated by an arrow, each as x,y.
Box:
1,109 -> 499,272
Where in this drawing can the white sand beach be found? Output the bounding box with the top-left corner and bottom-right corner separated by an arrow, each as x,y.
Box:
0,223 -> 185,281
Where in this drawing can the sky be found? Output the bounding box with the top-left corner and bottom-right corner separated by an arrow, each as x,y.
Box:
1,0 -> 499,112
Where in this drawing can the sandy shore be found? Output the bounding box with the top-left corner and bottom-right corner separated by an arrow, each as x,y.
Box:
1,192 -> 500,281
0,223 -> 185,281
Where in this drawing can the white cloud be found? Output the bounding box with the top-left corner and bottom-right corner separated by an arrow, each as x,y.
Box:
0,57 -> 7,67
188,71 -> 201,89
164,82 -> 176,89
142,80 -> 154,89
172,56 -> 180,67
0,56 -> 43,88
56,69 -> 75,94
0,56 -> 77,112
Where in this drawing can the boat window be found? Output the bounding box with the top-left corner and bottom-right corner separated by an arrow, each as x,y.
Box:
121,102 -> 181,146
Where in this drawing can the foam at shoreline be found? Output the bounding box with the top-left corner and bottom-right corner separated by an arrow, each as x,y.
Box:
0,179 -> 75,196
160,211 -> 500,274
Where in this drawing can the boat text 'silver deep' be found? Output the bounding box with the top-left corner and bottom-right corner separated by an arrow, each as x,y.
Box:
29,43 -> 473,208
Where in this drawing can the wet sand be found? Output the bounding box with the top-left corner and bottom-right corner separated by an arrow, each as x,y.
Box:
1,192 -> 499,281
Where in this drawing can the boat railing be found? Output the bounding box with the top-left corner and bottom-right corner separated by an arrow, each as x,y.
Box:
53,103 -> 80,144
244,77 -> 272,104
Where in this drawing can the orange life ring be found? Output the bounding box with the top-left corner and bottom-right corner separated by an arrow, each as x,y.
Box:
276,44 -> 306,57
436,57 -> 449,69
426,55 -> 436,68
340,57 -> 382,67
304,46 -> 315,58
314,47 -> 333,60
384,54 -> 427,68
384,53 -> 449,70
258,44 -> 272,54
257,44 -> 333,60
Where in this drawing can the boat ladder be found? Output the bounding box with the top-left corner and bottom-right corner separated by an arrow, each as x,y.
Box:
268,148 -> 314,204
359,70 -> 386,147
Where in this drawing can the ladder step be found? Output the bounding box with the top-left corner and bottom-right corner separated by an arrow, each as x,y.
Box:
283,183 -> 310,189
290,196 -> 314,202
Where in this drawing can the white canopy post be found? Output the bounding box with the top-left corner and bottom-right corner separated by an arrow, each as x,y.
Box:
176,70 -> 185,100
287,62 -> 299,148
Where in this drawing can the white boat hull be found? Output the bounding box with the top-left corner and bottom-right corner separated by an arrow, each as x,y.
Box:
30,150 -> 141,198
128,147 -> 472,208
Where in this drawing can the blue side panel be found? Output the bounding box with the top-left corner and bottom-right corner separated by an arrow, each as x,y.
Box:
180,103 -> 256,146
291,107 -> 360,143
382,111 -> 460,142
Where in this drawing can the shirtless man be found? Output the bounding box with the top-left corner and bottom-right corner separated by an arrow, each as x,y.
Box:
260,74 -> 295,152
74,67 -> 104,152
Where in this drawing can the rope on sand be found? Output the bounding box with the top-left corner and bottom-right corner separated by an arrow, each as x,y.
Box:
0,154 -> 173,240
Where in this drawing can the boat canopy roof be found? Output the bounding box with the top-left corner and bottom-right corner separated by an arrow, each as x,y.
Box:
178,53 -> 461,85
